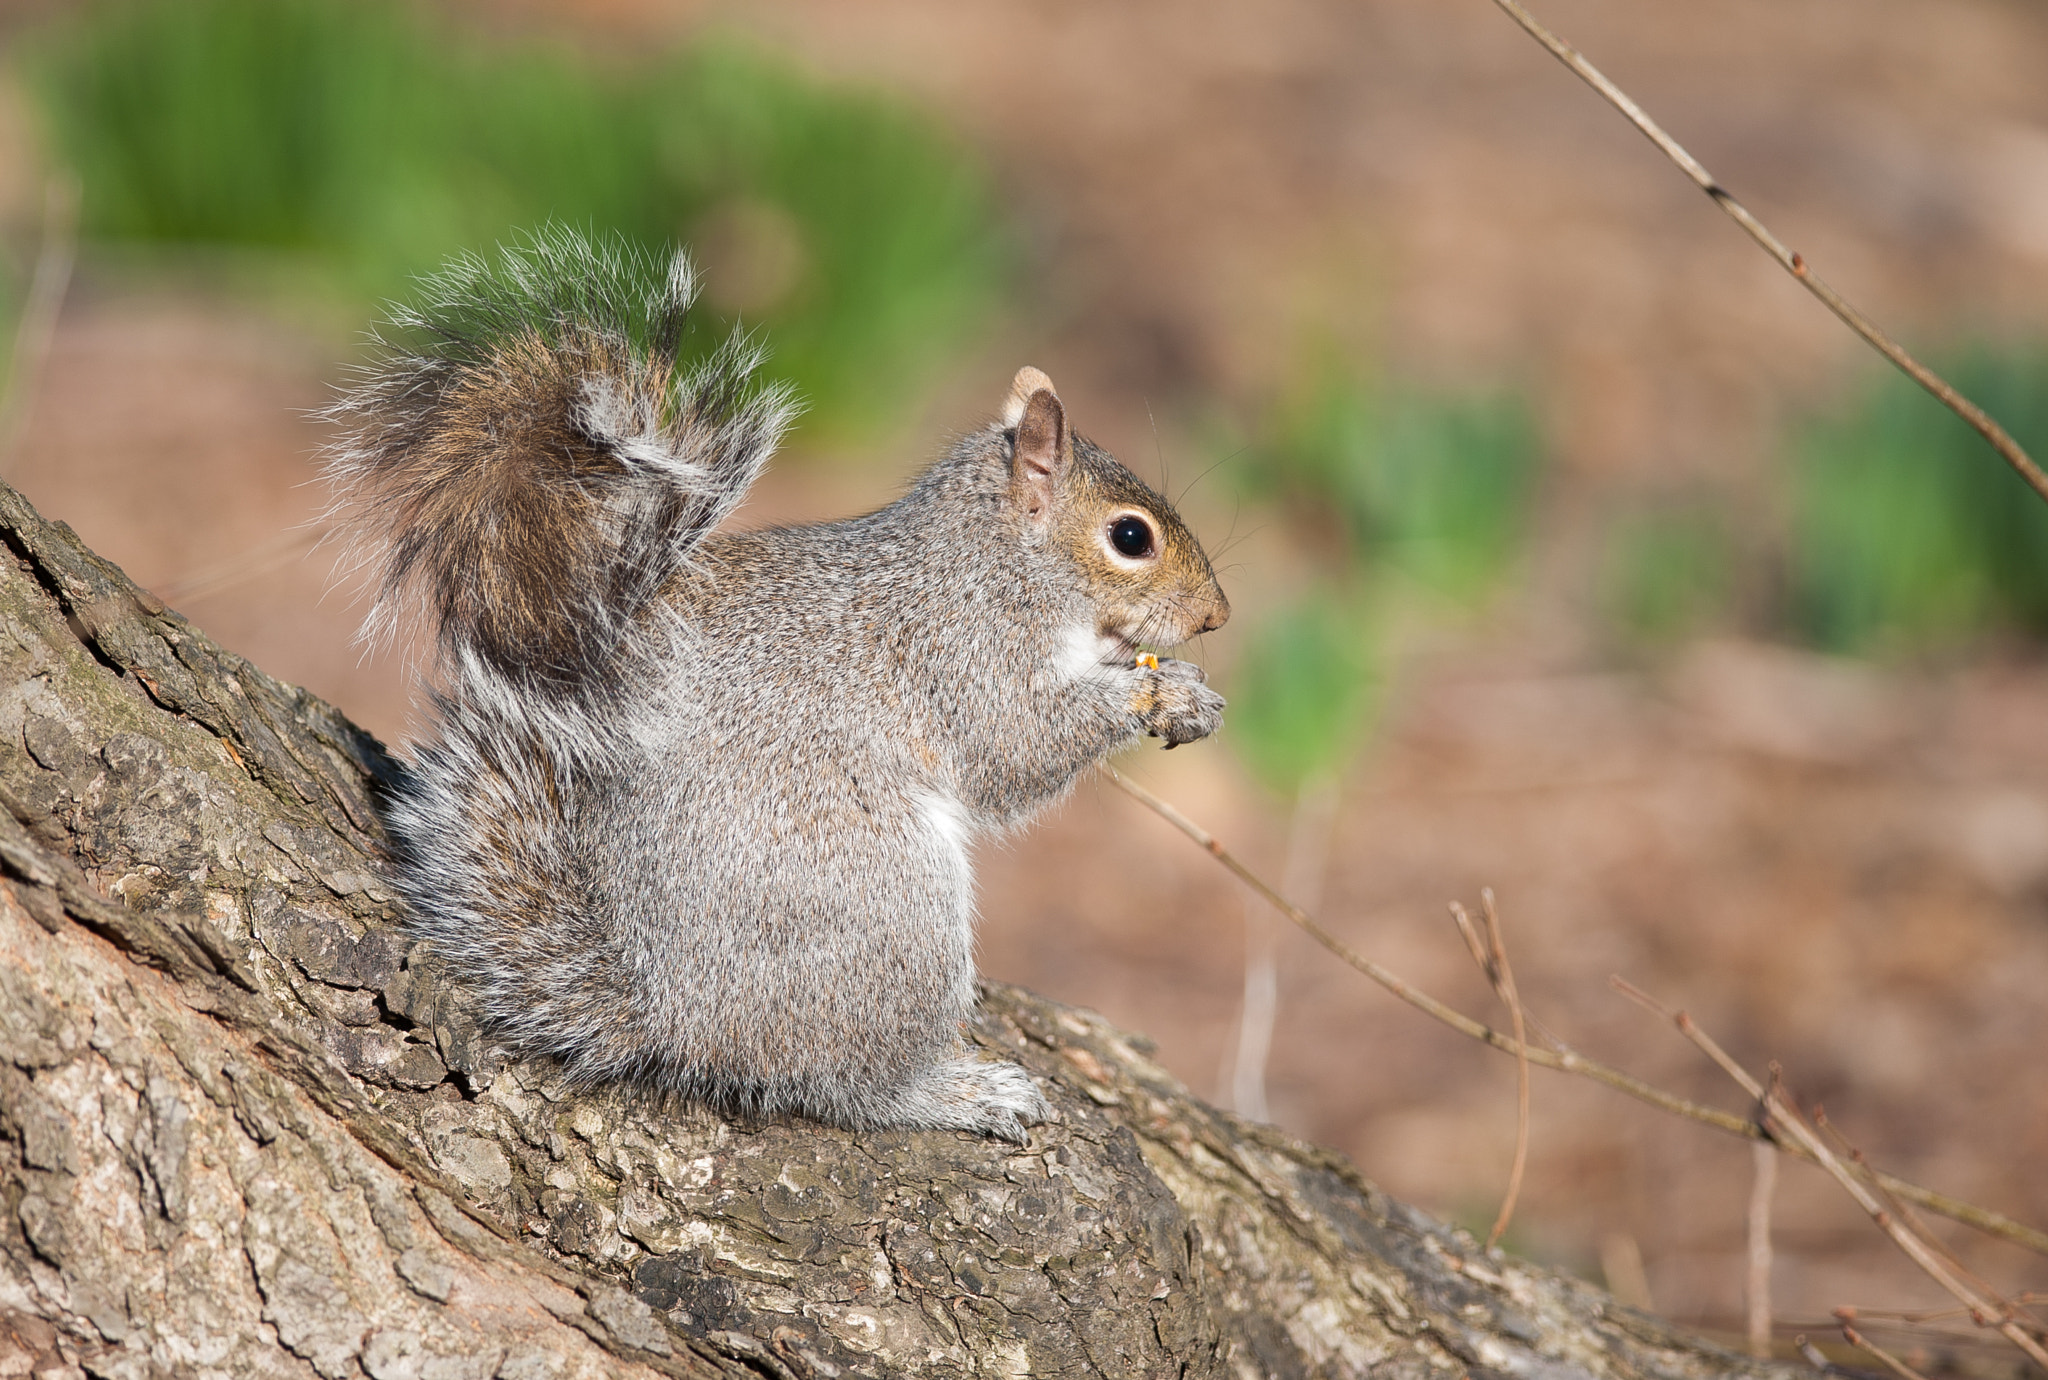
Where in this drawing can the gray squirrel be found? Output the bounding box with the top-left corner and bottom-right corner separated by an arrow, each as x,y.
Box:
326,232 -> 1230,1142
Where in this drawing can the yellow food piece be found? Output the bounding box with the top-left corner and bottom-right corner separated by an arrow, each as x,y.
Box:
1135,652 -> 1159,670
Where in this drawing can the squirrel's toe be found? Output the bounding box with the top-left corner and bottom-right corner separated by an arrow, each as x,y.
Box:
983,1109 -> 1030,1145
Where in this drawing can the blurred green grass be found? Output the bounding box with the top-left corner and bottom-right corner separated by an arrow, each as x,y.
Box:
1225,359 -> 1544,792
1241,358 -> 1542,608
1590,346 -> 2048,660
14,0 -> 1009,437
1600,499 -> 1737,650
1225,592 -> 1382,796
1786,344 -> 2048,656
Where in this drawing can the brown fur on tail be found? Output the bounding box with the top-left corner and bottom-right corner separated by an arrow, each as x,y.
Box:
323,232 -> 797,706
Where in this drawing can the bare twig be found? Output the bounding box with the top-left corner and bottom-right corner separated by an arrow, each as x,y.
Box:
1448,898 -> 1492,975
1598,1233 -> 1656,1313
1229,776 -> 1338,1120
1749,1138 -> 1778,1359
1794,1335 -> 1834,1375
1451,891 -> 1530,1253
1101,767 -> 2048,1259
1228,888 -> 1278,1121
1837,1316 -> 1934,1380
1484,0 -> 2048,506
1618,986 -> 2048,1371
1828,1295 -> 2042,1328
1814,1107 -> 2020,1319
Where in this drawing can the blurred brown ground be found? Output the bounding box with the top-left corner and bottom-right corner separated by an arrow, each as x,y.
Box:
3,0 -> 2045,1358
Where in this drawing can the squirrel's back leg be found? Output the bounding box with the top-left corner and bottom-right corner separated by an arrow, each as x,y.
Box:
615,756 -> 1052,1141
871,1052 -> 1053,1145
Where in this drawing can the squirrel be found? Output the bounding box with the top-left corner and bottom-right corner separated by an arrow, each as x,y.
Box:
325,231 -> 1230,1142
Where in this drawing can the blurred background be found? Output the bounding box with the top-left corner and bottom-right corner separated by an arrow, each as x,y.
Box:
2,0 -> 2045,1365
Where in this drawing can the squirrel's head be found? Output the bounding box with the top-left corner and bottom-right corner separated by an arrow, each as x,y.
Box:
998,366 -> 1230,652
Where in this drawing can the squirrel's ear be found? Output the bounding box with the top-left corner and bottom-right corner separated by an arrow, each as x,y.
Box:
1001,366 -> 1057,428
1006,367 -> 1069,520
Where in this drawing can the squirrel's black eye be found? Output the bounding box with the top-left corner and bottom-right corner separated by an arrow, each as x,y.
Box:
1109,515 -> 1155,558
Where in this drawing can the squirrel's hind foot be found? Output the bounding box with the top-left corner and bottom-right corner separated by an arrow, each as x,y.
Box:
882,1055 -> 1052,1144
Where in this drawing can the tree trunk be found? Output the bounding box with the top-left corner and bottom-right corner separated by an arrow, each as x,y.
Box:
0,476 -> 1788,1380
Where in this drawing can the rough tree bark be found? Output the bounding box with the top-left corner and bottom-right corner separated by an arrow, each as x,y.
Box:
0,475 -> 1792,1380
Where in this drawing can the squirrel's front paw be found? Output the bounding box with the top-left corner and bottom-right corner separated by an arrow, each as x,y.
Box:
1136,658 -> 1225,748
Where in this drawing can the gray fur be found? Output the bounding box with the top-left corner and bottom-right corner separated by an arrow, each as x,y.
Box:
328,231 -> 1229,1141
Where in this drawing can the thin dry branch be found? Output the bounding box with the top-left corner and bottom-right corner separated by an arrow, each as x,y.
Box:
1748,1139 -> 1778,1360
1616,984 -> 2048,1372
1836,1320 -> 1934,1380
1452,892 -> 1530,1253
1813,1108 -> 2022,1323
1828,1296 -> 2044,1329
1101,767 -> 2048,1260
1484,0 -> 2048,506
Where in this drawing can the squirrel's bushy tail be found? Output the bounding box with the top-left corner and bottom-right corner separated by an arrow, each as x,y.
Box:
324,230 -> 797,729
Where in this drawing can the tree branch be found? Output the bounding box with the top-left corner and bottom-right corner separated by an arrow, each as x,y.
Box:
1484,0 -> 2048,505
0,476 -> 1800,1378
1103,767 -> 2048,1262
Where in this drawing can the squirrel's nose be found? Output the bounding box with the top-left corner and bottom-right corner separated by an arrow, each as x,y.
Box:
1199,596 -> 1230,633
